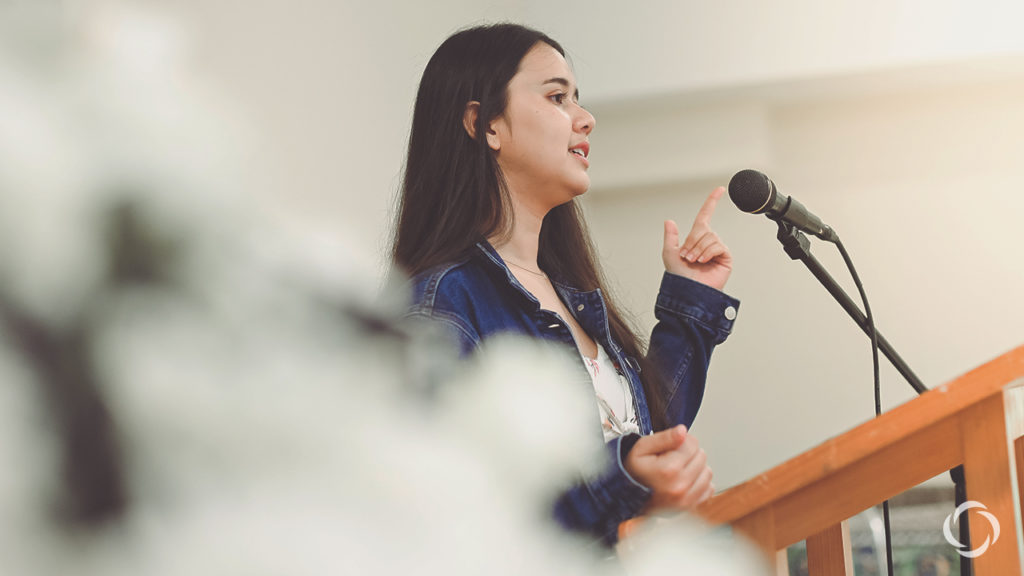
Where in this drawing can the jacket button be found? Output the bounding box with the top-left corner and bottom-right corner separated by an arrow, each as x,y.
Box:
576,304 -> 585,311
724,306 -> 737,320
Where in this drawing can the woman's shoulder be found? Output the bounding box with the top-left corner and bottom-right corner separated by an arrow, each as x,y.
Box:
404,251 -> 511,355
406,251 -> 498,315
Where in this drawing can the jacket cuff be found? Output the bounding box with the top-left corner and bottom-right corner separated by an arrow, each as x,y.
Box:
616,433 -> 646,489
656,272 -> 740,343
591,435 -> 651,517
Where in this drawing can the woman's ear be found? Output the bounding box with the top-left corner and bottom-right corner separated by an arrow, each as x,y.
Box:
462,101 -> 481,139
462,101 -> 501,151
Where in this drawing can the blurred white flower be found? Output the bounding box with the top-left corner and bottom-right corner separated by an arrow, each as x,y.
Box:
618,514 -> 770,576
442,335 -> 607,504
0,0 -> 254,329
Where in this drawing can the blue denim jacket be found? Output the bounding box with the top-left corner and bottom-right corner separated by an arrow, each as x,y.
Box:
407,241 -> 739,546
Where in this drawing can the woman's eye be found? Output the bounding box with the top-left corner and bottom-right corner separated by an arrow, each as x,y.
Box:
550,93 -> 567,104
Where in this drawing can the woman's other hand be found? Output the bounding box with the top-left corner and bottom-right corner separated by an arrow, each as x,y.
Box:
662,186 -> 733,291
624,425 -> 715,513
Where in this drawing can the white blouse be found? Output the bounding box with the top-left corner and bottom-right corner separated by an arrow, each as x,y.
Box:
581,343 -> 641,442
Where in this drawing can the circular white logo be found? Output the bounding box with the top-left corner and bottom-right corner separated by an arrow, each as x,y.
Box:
943,500 -> 1001,558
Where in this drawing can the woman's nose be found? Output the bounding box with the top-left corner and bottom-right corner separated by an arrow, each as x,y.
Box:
575,106 -> 595,135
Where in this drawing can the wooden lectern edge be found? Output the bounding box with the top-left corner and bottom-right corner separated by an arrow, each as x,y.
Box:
696,344 -> 1024,526
617,345 -> 1024,546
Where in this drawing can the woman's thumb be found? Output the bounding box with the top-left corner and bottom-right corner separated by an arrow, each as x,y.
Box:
663,219 -> 679,252
634,425 -> 687,456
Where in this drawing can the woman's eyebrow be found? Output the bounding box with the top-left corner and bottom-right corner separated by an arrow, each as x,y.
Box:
542,77 -> 580,100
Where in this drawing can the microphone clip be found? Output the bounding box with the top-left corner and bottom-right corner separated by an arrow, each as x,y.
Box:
776,220 -> 812,262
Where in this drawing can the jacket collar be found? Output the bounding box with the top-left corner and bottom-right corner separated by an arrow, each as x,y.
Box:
473,241 -> 609,346
474,240 -> 541,309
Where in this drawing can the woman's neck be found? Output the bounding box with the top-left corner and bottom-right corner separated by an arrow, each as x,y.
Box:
490,194 -> 548,268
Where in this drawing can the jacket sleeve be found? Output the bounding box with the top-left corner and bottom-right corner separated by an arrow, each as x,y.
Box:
408,310 -> 650,546
647,272 -> 739,429
405,309 -> 481,357
407,307 -> 652,546
553,275 -> 739,547
552,433 -> 651,547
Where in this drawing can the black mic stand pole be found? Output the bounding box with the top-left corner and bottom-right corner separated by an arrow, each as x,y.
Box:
774,222 -> 926,394
774,221 -> 972,575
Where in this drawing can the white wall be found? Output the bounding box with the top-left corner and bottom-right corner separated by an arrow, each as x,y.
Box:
176,1 -> 1024,488
180,0 -> 527,261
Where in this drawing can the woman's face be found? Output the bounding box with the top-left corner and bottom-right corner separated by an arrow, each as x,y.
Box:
487,43 -> 596,213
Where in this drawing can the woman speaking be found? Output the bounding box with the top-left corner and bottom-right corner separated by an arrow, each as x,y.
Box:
391,23 -> 740,547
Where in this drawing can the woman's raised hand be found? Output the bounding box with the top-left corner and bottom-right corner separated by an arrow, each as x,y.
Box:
623,425 -> 715,513
662,186 -> 733,291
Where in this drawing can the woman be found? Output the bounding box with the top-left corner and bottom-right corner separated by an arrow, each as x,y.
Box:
392,23 -> 740,546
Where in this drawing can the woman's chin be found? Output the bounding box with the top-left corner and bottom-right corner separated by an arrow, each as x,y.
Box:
555,187 -> 588,208
569,178 -> 590,198
531,181 -> 590,211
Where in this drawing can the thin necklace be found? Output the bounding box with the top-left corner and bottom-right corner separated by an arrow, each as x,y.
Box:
504,258 -> 547,278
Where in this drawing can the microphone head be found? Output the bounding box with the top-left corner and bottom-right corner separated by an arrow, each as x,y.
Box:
728,169 -> 776,214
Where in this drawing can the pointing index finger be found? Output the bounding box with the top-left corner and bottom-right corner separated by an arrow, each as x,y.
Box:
694,186 -> 726,226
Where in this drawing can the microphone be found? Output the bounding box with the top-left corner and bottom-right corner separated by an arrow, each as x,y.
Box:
728,169 -> 838,242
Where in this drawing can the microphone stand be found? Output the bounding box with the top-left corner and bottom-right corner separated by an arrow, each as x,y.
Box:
775,222 -> 925,393
774,221 -> 972,575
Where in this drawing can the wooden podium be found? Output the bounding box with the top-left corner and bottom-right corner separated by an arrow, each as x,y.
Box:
628,345 -> 1024,575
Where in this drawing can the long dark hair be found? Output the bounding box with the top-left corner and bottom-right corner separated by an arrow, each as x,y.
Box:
392,23 -> 669,431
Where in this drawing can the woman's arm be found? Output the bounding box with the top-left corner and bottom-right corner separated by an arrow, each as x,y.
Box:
648,272 -> 739,428
552,434 -> 652,546
650,186 -> 740,428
